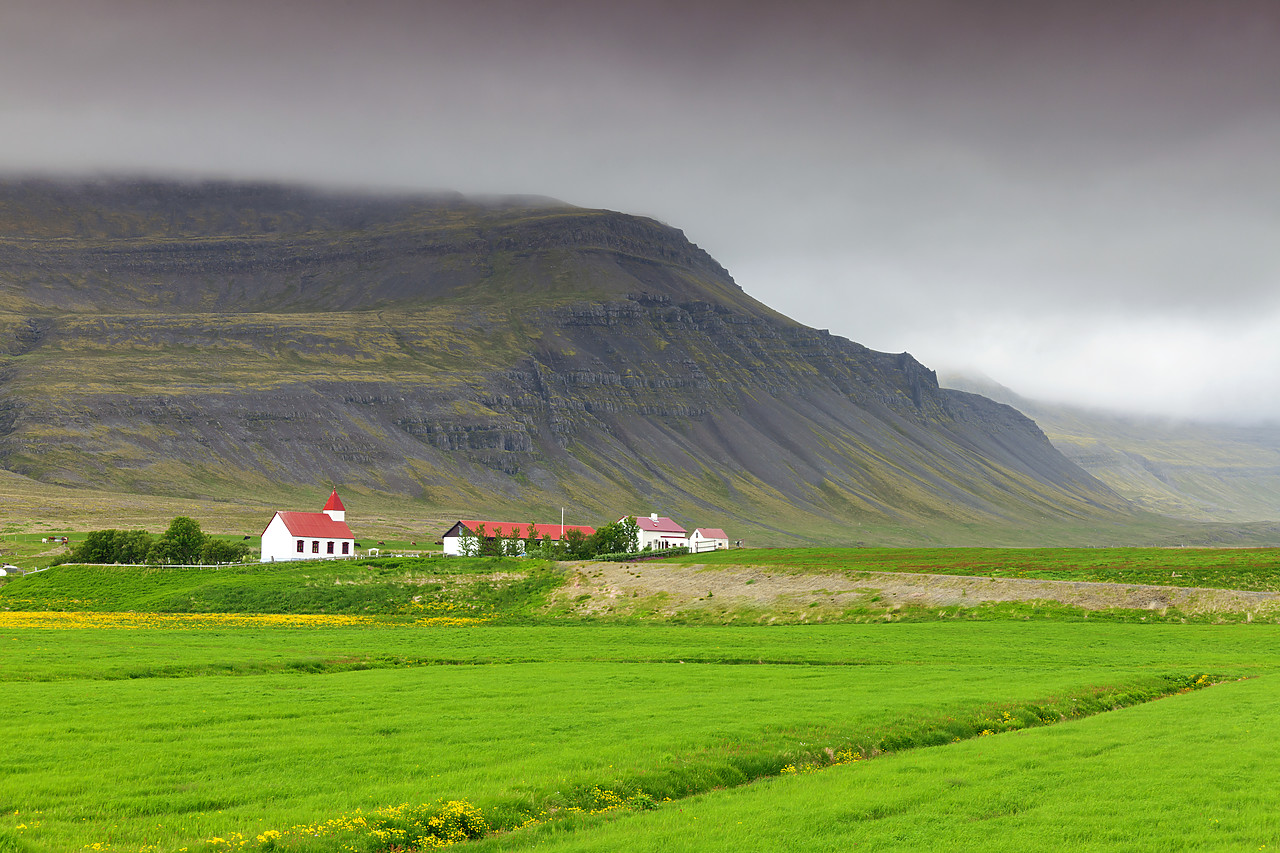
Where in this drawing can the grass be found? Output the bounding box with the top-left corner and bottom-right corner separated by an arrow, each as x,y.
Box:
0,621 -> 1272,852
477,672 -> 1280,852
6,551 -> 1280,850
0,557 -> 557,620
661,546 -> 1280,591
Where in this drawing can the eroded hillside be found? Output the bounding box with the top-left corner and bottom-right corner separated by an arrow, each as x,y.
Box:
0,179 -> 1129,542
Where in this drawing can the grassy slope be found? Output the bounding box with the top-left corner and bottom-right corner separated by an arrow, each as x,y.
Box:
0,183 -> 1171,546
659,546 -> 1280,591
1040,407 -> 1280,523
3,477 -> 1275,557
0,557 -> 561,620
942,374 -> 1280,525
8,548 -> 1280,621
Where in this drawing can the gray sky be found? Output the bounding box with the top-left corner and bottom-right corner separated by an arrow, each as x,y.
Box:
3,0 -> 1278,422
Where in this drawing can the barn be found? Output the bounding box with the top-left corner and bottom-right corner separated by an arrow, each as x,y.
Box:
441,519 -> 596,556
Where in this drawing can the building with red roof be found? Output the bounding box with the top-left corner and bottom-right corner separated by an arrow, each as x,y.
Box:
690,528 -> 730,552
628,513 -> 689,551
441,519 -> 596,556
260,489 -> 356,562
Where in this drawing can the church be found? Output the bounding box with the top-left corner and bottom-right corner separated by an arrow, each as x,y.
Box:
259,490 -> 356,562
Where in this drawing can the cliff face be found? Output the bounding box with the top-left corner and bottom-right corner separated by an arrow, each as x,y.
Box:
0,179 -> 1126,541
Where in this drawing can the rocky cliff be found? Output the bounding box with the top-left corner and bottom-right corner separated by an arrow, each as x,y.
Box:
0,178 -> 1128,542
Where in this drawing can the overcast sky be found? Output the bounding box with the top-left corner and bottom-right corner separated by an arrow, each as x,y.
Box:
3,0 -> 1278,422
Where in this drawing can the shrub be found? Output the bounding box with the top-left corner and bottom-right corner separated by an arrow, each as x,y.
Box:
67,518 -> 249,566
200,537 -> 250,564
68,529 -> 154,564
593,546 -> 689,562
151,516 -> 206,564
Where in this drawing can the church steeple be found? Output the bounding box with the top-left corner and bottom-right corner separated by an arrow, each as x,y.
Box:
322,489 -> 345,522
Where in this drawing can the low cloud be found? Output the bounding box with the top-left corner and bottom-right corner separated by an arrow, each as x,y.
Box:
2,0 -> 1277,422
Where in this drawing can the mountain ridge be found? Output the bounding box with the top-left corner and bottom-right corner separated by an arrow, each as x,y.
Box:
0,178 -> 1133,544
941,373 -> 1280,525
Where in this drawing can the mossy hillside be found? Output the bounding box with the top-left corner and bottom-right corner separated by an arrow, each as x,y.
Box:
3,305 -> 1133,544
0,178 -> 1204,545
0,184 -> 750,317
943,375 -> 1280,526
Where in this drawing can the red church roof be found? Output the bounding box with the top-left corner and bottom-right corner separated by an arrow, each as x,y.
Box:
273,511 -> 354,539
323,490 -> 345,512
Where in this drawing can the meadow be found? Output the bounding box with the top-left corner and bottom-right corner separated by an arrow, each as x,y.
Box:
0,557 -> 556,619
3,553 -> 1280,851
668,546 -> 1280,591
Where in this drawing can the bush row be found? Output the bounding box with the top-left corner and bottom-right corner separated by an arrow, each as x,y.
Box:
55,517 -> 250,566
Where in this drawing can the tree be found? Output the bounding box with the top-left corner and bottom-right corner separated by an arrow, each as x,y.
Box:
582,517 -> 640,557
151,516 -> 206,564
560,527 -> 588,559
69,530 -> 121,564
500,525 -> 525,557
458,524 -> 482,557
475,523 -> 502,557
614,516 -> 640,554
68,529 -> 154,564
523,522 -> 544,557
114,529 -> 155,563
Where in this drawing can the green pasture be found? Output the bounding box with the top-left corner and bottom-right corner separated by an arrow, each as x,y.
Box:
666,546 -> 1280,590
2,621 -> 1280,852
0,557 -> 556,618
485,671 -> 1280,852
5,551 -> 1280,851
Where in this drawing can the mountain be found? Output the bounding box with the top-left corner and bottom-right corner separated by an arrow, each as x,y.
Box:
0,178 -> 1132,544
941,374 -> 1280,525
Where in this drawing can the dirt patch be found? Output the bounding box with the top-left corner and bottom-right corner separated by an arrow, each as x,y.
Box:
553,561 -> 1280,620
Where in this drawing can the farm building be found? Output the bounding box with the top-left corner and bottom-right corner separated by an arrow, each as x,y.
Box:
260,490 -> 356,562
690,528 -> 730,552
630,514 -> 688,550
441,520 -> 596,556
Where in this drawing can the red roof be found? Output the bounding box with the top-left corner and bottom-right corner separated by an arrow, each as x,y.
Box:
633,515 -> 687,534
274,511 -> 354,539
694,528 -> 729,540
323,490 -> 345,512
453,520 -> 596,541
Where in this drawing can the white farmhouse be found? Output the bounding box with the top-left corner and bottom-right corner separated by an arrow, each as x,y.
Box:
690,528 -> 730,552
260,490 -> 356,562
630,513 -> 688,550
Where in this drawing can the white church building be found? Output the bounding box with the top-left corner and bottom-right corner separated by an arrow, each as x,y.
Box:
260,490 -> 356,562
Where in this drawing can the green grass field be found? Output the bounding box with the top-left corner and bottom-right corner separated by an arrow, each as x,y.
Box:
3,553 -> 1280,851
479,671 -> 1280,852
0,557 -> 556,619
